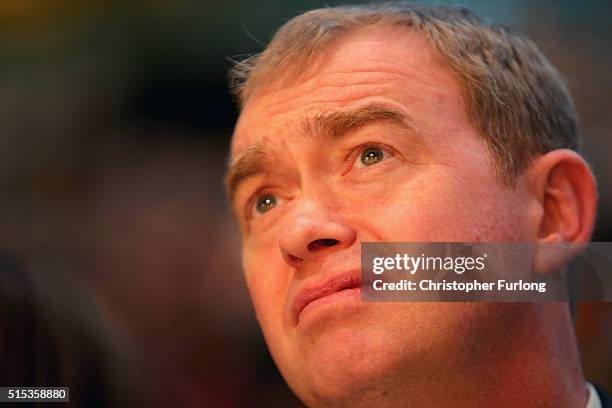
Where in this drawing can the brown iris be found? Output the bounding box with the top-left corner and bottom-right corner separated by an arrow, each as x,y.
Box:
360,147 -> 384,166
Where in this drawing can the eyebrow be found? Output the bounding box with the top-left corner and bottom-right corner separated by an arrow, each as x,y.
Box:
225,103 -> 417,203
225,140 -> 272,202
303,102 -> 416,140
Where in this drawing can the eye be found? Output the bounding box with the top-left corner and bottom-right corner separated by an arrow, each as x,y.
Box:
253,194 -> 278,215
359,146 -> 385,167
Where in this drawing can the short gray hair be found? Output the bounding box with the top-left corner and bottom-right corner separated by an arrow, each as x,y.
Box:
229,2 -> 579,182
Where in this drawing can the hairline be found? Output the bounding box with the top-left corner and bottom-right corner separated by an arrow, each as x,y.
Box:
229,3 -> 581,186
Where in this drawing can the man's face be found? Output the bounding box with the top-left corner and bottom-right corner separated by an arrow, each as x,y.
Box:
229,26 -> 537,405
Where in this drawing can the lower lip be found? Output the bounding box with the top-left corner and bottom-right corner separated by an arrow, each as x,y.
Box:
297,287 -> 361,325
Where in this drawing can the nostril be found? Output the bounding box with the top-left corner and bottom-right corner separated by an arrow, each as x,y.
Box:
307,238 -> 340,251
288,254 -> 301,262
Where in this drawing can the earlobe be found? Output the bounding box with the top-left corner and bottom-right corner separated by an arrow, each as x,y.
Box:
527,149 -> 598,274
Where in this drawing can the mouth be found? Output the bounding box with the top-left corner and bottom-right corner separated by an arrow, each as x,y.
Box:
292,271 -> 362,325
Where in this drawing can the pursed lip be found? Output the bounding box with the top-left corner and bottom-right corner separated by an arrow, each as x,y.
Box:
292,270 -> 362,325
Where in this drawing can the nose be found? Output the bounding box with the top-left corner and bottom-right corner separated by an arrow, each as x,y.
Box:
278,202 -> 357,268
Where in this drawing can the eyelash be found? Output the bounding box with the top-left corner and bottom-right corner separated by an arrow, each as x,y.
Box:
244,142 -> 398,221
245,189 -> 274,221
344,142 -> 397,173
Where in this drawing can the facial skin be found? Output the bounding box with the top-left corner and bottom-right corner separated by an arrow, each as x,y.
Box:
229,25 -> 592,407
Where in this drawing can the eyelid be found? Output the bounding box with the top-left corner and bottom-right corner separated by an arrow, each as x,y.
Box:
244,190 -> 263,222
345,142 -> 398,172
244,188 -> 281,222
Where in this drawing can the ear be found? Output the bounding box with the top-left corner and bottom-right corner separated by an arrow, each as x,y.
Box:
526,149 -> 598,274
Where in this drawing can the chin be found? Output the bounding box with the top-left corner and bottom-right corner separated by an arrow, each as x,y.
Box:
281,317 -> 413,407
275,302 -> 516,406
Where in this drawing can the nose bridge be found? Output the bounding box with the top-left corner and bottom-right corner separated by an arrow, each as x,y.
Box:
288,153 -> 341,226
278,185 -> 356,268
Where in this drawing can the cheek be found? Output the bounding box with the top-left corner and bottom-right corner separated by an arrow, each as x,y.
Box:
242,250 -> 305,389
343,169 -> 530,242
242,243 -> 291,332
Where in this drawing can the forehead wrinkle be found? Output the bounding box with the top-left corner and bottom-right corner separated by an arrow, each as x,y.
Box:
257,70 -> 418,118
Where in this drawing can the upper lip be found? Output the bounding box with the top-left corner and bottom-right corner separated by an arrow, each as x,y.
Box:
292,270 -> 362,325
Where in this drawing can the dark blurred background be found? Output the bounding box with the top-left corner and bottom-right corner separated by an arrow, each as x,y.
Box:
0,0 -> 610,406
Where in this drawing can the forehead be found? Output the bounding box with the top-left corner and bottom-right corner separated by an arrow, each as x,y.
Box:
231,24 -> 465,158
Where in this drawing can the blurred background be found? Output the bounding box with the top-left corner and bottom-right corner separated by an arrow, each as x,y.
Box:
0,0 -> 610,406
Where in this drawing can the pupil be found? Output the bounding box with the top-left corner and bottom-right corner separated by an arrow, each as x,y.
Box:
361,148 -> 383,165
257,195 -> 276,213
